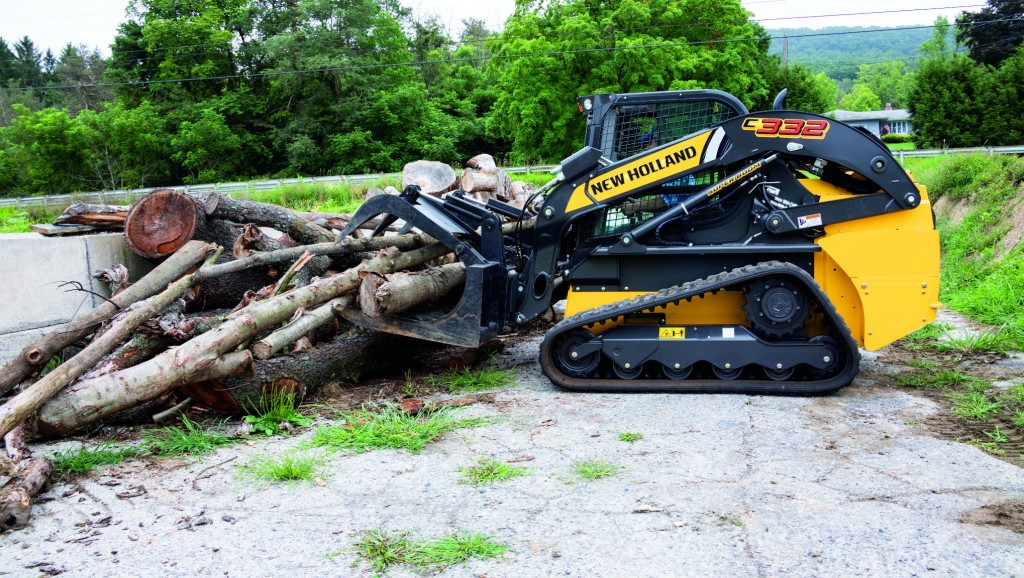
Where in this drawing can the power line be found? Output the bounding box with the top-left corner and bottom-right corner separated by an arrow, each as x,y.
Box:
0,17 -> 1013,93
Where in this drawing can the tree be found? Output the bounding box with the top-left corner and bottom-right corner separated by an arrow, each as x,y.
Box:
838,84 -> 882,111
909,56 -> 986,148
12,37 -> 43,87
53,44 -> 112,114
72,102 -> 172,190
487,0 -> 771,163
771,64 -> 836,113
854,61 -> 914,109
1,105 -> 88,194
956,0 -> 1024,66
170,107 -> 243,183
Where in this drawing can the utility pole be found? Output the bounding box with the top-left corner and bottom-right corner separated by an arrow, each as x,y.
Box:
782,34 -> 788,66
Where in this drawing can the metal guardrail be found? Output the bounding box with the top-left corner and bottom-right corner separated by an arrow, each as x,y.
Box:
0,165 -> 560,210
893,145 -> 1024,162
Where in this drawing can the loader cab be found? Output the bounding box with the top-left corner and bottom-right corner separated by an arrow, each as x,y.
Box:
578,90 -> 748,161
573,90 -> 751,246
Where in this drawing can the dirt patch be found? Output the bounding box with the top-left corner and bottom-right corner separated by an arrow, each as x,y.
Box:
961,500 -> 1024,534
932,194 -> 972,224
873,339 -> 1024,466
999,194 -> 1024,257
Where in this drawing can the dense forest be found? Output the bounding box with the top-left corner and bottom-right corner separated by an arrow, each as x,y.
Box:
0,0 -> 1022,196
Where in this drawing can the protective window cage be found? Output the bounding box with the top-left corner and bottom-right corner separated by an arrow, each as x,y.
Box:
599,99 -> 740,161
580,168 -> 740,244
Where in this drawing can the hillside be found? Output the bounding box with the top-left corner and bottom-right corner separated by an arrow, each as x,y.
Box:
766,26 -> 934,81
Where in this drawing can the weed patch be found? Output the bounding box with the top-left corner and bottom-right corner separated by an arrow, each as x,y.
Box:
896,369 -> 983,389
573,459 -> 625,480
143,416 -> 236,457
618,432 -> 644,442
307,405 -> 491,453
948,393 -> 1003,421
458,457 -> 530,485
437,367 -> 514,393
239,451 -> 326,484
352,529 -> 508,573
243,390 -> 313,436
50,442 -> 140,480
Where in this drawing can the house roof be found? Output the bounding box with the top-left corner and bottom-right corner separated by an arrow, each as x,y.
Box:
827,109 -> 912,122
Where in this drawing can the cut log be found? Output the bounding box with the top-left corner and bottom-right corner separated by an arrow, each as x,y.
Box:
460,161 -> 512,202
232,223 -> 295,259
0,245 -> 221,438
123,190 -> 241,259
466,153 -> 497,172
188,329 -> 416,412
53,201 -> 130,227
0,241 -> 216,397
252,296 -> 351,360
0,456 -> 53,531
205,193 -> 335,246
402,160 -> 457,196
35,351 -> 253,436
36,243 -> 450,434
360,263 -> 466,318
294,212 -> 403,233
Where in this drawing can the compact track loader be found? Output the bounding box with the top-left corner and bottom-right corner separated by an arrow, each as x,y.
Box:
339,90 -> 940,394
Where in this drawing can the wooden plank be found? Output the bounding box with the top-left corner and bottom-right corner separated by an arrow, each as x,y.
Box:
29,223 -> 101,236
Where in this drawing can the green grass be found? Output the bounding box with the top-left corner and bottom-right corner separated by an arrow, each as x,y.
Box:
238,451 -> 326,484
0,205 -> 60,233
353,529 -> 509,573
437,367 -> 514,393
933,329 -> 1016,355
143,415 -> 236,457
572,459 -> 625,480
900,322 -> 953,350
458,457 -> 531,485
887,142 -> 917,151
895,369 -> 988,390
948,393 -> 1003,421
1002,384 -> 1024,405
306,405 -> 491,454
50,441 -> 140,480
618,432 -> 644,442
913,153 -> 1024,352
1013,411 -> 1024,426
243,390 -> 313,436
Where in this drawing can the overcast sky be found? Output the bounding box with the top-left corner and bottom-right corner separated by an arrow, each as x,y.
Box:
0,0 -> 978,56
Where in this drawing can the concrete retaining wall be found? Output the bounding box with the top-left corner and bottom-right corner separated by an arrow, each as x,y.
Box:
0,232 -> 154,359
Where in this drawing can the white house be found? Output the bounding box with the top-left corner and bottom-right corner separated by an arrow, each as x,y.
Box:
827,105 -> 912,137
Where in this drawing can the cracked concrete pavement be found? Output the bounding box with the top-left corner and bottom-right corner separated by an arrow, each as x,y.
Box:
2,336 -> 1023,577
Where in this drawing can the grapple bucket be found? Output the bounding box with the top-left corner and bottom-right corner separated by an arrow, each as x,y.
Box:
337,186 -> 511,348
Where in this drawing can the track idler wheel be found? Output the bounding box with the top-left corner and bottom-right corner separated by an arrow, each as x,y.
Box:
554,330 -> 600,377
743,277 -> 809,339
803,335 -> 842,379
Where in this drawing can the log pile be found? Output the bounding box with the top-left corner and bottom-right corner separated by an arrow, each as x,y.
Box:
1,157 -> 540,529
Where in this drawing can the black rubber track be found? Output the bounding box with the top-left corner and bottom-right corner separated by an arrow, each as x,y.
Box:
539,261 -> 860,394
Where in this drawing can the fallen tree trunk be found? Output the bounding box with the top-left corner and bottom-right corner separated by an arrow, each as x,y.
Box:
187,329 -> 415,412
252,296 -> 351,360
294,212 -> 403,232
0,241 -> 217,397
360,263 -> 466,318
36,243 -> 450,434
36,351 -> 253,436
53,201 -> 130,227
205,193 -> 335,246
0,456 -> 53,532
0,245 -> 222,438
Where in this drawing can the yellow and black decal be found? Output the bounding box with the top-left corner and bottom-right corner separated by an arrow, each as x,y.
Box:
564,130 -> 715,213
658,327 -> 687,339
741,118 -> 830,139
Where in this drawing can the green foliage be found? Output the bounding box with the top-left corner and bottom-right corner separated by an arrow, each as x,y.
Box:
353,530 -> 508,573
854,61 -> 914,109
771,65 -> 836,113
948,393 -> 1003,420
458,457 -> 531,485
238,451 -> 326,483
956,0 -> 1024,66
50,442 -> 140,480
573,459 -> 626,480
306,405 -> 490,453
0,207 -> 33,233
881,133 -> 912,144
243,390 -> 313,436
766,26 -> 934,82
618,432 -> 644,442
143,415 -> 235,456
437,368 -> 514,393
839,84 -> 882,112
488,0 -> 771,163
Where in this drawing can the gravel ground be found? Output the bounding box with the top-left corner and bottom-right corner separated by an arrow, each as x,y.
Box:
2,335 -> 1024,578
